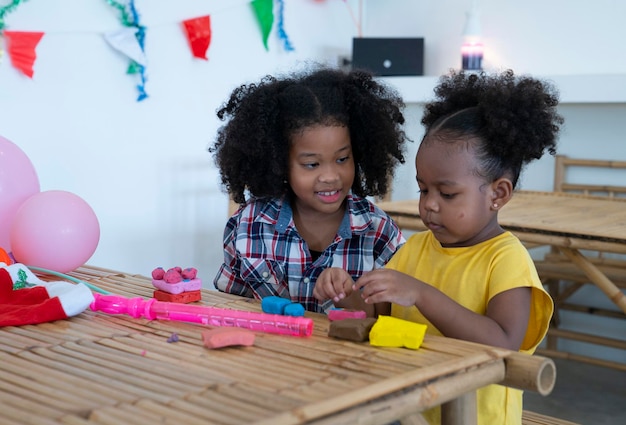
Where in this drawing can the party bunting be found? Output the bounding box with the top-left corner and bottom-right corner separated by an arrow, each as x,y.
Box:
128,1 -> 147,101
105,0 -> 148,101
104,0 -> 134,27
104,27 -> 147,67
0,0 -> 28,32
276,0 -> 294,52
0,0 -> 312,97
251,0 -> 273,51
4,31 -> 44,78
182,15 -> 211,60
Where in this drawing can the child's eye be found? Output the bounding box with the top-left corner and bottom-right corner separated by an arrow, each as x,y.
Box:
418,189 -> 427,195
440,192 -> 455,199
303,162 -> 318,169
337,156 -> 350,164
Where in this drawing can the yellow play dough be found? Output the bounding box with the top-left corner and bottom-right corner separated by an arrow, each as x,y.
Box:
369,315 -> 427,350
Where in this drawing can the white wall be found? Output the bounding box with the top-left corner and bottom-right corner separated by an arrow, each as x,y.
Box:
1,0 -> 624,362
363,0 -> 626,76
1,0 -> 356,284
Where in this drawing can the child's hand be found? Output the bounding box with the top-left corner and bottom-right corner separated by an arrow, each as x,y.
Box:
313,267 -> 355,303
354,269 -> 420,307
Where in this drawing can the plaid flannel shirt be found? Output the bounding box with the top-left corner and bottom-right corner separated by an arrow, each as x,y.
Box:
213,193 -> 405,313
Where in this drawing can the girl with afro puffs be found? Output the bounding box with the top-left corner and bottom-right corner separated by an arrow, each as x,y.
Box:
354,69 -> 564,424
210,66 -> 410,314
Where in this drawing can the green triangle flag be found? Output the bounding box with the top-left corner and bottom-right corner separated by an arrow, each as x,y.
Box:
251,0 -> 274,51
126,61 -> 140,74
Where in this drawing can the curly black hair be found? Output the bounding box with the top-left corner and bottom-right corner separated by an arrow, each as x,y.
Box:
209,66 -> 410,204
421,69 -> 564,189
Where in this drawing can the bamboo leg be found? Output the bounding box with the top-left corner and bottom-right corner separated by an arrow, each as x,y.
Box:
400,413 -> 430,425
544,277 -> 560,351
441,391 -> 477,425
554,282 -> 585,305
559,248 -> 626,313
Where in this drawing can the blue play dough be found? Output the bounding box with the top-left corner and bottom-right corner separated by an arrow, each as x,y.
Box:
283,302 -> 305,317
261,296 -> 291,314
261,296 -> 305,316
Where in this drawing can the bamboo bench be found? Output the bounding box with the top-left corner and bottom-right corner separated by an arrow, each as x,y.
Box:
531,155 -> 626,370
522,409 -> 580,425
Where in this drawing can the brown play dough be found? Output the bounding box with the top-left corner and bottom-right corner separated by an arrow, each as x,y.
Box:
328,318 -> 377,342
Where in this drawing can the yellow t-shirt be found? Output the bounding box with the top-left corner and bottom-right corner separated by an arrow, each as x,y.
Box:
386,231 -> 553,425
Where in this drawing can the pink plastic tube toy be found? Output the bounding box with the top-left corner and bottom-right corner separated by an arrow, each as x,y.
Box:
90,293 -> 313,337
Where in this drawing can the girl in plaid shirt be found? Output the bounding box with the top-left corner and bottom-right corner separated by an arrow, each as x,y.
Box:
210,66 -> 410,314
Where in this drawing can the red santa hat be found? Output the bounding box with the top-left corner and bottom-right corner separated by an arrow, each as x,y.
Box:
0,261 -> 94,326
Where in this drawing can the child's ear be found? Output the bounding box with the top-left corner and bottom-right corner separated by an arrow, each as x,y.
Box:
490,178 -> 513,210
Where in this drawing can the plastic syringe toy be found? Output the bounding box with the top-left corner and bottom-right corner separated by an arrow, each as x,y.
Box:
90,293 -> 313,337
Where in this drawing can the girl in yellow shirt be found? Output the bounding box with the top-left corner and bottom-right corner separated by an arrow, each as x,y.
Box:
316,69 -> 564,424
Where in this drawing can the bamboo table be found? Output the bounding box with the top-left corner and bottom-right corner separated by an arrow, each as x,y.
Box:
377,190 -> 626,315
0,265 -> 555,425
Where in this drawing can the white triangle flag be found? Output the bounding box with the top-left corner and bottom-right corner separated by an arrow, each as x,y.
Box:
104,27 -> 147,66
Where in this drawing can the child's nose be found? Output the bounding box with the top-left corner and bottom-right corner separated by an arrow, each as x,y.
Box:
318,166 -> 340,182
423,196 -> 439,212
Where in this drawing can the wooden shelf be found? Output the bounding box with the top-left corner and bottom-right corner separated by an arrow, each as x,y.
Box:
380,74 -> 626,105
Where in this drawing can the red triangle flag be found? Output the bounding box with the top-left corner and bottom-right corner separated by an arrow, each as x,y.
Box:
182,16 -> 211,60
4,31 -> 45,78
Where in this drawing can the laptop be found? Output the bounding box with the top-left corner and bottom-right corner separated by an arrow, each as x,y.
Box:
351,37 -> 424,76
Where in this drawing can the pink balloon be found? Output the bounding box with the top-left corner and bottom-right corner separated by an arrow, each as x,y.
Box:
10,190 -> 100,273
0,135 -> 40,251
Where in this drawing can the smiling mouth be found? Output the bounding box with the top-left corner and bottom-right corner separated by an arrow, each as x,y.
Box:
317,190 -> 339,196
316,189 -> 343,204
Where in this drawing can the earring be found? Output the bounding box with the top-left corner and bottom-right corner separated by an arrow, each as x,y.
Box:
493,203 -> 498,208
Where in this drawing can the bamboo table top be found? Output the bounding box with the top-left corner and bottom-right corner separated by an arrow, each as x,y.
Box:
377,190 -> 626,315
0,265 -> 555,425
377,190 -> 626,254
